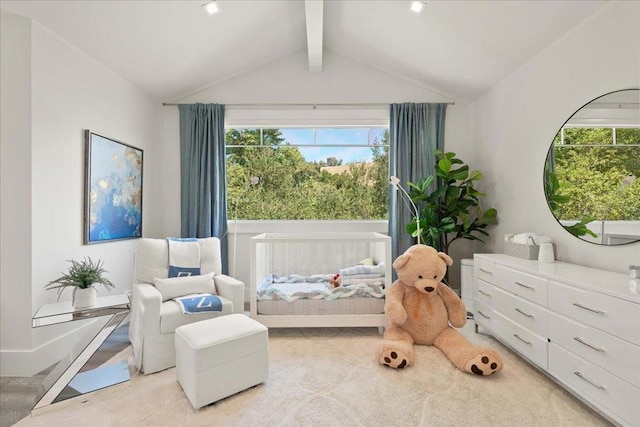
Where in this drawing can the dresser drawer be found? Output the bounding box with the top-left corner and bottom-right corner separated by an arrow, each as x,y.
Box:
493,286 -> 548,337
494,311 -> 547,369
549,280 -> 640,346
474,258 -> 496,283
475,278 -> 495,307
548,311 -> 640,389
549,343 -> 640,427
473,298 -> 496,333
495,264 -> 548,306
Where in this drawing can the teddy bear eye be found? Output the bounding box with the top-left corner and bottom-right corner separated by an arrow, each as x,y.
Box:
433,274 -> 437,279
418,275 -> 423,279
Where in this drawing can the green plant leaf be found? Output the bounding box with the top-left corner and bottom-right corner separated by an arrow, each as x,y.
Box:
407,181 -> 421,192
450,165 -> 469,181
423,187 -> 444,204
438,158 -> 452,175
554,195 -> 571,204
441,224 -> 456,233
564,217 -> 599,238
459,211 -> 471,230
481,208 -> 498,224
468,170 -> 483,181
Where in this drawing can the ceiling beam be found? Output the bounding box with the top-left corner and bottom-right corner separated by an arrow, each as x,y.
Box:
304,0 -> 324,72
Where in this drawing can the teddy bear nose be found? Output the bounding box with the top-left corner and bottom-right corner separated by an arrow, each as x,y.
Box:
424,286 -> 435,292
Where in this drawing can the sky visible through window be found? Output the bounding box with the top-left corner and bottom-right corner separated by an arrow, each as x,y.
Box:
279,128 -> 387,164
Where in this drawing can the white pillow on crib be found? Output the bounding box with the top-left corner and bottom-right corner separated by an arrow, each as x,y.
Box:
153,272 -> 216,301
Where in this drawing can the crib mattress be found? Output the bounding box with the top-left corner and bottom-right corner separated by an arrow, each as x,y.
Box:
257,297 -> 385,316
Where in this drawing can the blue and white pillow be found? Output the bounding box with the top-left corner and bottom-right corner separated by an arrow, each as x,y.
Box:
167,237 -> 201,278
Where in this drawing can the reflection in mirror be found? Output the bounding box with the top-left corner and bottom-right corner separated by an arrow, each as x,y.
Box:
544,89 -> 640,245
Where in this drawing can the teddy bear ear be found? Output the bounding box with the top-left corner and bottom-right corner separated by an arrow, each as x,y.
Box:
392,253 -> 411,269
438,252 -> 454,266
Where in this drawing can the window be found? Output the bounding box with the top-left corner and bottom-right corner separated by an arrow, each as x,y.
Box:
551,126 -> 640,222
225,127 -> 389,220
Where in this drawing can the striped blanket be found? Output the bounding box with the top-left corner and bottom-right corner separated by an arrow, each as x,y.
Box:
256,274 -> 385,302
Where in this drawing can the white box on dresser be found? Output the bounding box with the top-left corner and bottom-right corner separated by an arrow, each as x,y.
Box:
473,253 -> 640,427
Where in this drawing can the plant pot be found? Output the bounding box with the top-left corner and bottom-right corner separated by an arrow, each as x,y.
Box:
73,287 -> 97,309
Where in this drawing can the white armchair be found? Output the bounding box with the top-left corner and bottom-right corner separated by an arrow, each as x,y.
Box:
128,237 -> 244,374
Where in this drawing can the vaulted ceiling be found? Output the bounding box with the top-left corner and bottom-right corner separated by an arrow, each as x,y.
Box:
0,0 -> 609,102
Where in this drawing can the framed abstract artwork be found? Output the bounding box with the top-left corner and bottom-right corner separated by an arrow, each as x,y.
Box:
84,130 -> 143,244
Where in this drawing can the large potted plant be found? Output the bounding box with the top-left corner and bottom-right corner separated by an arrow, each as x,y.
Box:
406,150 -> 498,255
45,257 -> 115,308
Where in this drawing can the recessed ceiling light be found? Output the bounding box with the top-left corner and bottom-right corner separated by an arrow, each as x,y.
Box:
202,1 -> 220,16
410,1 -> 425,15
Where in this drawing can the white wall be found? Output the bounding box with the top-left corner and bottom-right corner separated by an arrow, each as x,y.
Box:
159,49 -> 476,291
0,17 -> 161,376
0,10 -> 33,372
473,1 -> 640,274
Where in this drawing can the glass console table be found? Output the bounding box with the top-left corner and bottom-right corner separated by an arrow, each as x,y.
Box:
31,294 -> 131,414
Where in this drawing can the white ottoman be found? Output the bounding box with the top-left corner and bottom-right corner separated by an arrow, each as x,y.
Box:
174,314 -> 268,409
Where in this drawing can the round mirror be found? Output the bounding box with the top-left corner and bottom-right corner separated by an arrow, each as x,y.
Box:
544,88 -> 640,245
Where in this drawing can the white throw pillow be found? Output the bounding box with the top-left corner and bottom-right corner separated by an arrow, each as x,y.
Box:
153,272 -> 216,301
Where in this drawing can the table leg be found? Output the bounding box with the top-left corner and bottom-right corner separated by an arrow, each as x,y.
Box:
32,309 -> 130,414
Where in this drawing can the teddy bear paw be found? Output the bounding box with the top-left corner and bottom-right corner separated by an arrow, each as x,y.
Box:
464,350 -> 503,376
379,349 -> 410,369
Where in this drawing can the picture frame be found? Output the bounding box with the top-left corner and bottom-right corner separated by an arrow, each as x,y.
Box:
84,130 -> 143,244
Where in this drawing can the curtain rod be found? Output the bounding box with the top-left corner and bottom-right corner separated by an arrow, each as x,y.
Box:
162,101 -> 455,107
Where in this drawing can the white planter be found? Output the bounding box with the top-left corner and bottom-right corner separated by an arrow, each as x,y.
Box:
73,287 -> 97,309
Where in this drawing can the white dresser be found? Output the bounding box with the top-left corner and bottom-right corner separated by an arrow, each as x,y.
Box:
473,253 -> 640,427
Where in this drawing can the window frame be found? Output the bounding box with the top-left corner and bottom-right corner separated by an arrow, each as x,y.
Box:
555,124 -> 640,147
224,125 -> 391,221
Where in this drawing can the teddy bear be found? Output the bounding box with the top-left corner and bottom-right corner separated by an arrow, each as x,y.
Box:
376,244 -> 503,376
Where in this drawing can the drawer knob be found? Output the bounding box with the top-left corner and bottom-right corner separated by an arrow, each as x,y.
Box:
513,333 -> 532,345
572,302 -> 605,315
515,308 -> 534,318
514,281 -> 534,290
574,371 -> 607,390
573,337 -> 605,353
478,289 -> 492,297
479,267 -> 493,275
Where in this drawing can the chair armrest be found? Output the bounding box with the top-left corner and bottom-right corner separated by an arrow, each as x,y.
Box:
132,282 -> 162,336
214,274 -> 245,314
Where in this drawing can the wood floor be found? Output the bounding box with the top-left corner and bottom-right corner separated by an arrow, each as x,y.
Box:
0,324 -> 130,427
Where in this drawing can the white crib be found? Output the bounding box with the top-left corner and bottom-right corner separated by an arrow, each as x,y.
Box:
250,232 -> 391,328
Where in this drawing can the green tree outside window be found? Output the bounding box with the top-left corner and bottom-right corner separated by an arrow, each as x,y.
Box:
225,128 -> 390,220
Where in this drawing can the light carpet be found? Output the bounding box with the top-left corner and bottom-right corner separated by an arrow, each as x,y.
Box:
16,323 -> 610,427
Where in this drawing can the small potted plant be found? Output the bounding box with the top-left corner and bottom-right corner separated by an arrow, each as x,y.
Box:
45,257 -> 115,308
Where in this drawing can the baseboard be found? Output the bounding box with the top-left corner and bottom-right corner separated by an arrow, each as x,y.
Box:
0,321 -> 96,377
0,348 -> 33,377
